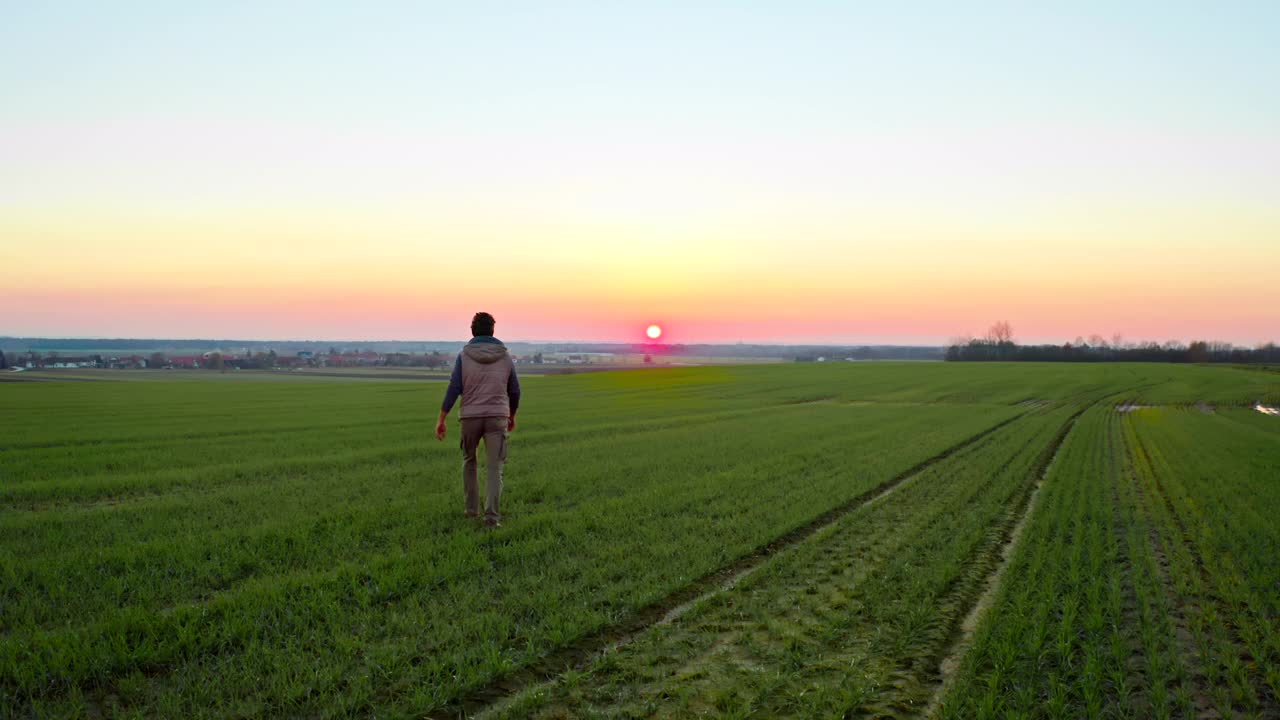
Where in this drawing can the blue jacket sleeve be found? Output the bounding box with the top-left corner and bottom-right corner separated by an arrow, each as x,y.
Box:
441,354 -> 463,412
508,363 -> 521,414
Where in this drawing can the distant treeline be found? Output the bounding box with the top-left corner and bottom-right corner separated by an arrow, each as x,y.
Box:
946,323 -> 1280,364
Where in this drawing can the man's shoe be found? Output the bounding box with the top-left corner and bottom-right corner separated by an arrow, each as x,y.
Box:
484,518 -> 502,528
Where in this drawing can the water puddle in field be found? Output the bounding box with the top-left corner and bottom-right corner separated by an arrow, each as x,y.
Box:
1257,404 -> 1280,416
1115,404 -> 1156,412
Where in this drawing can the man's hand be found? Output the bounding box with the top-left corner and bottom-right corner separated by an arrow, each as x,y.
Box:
435,410 -> 449,441
507,415 -> 517,433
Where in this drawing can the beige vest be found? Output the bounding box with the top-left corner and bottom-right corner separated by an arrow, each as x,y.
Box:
459,342 -> 514,418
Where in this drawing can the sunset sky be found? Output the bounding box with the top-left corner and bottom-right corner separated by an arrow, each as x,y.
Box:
3,3 -> 1277,345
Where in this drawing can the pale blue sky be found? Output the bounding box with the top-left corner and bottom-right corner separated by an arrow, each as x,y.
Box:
5,2 -> 1277,209
5,2 -> 1276,133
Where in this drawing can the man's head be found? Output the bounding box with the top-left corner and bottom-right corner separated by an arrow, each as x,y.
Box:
471,312 -> 496,337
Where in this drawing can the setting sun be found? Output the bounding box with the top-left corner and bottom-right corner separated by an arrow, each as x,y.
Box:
646,324 -> 662,340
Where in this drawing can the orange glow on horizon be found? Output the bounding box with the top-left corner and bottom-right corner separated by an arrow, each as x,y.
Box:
1,193 -> 1277,345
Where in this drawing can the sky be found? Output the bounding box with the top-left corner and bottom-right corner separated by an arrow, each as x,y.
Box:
2,1 -> 1277,345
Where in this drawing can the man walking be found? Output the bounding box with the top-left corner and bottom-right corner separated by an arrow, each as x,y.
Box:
436,312 -> 521,527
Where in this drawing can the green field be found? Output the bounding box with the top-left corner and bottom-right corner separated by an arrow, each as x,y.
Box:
3,363 -> 1279,718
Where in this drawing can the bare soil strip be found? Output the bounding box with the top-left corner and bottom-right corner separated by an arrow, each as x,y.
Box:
781,394 -> 836,405
924,406 -> 1085,717
429,412 -> 1029,720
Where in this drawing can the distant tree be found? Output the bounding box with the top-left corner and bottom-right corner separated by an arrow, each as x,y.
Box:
989,321 -> 1014,345
0,349 -> 6,369
1207,341 -> 1233,362
975,322 -> 1015,359
206,352 -> 225,371
1187,341 -> 1210,364
643,354 -> 653,364
149,352 -> 167,368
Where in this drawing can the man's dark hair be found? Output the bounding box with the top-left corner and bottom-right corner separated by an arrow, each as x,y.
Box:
471,312 -> 496,337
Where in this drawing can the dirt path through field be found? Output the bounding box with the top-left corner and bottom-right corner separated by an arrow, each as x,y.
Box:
924,408 -> 1083,716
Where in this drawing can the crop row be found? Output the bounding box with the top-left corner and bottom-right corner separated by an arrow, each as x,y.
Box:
937,408 -> 1193,718
938,406 -> 1280,719
1124,409 -> 1279,716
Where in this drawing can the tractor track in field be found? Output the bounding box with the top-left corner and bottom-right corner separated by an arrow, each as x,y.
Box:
923,403 -> 1087,718
0,373 -> 107,383
428,410 -> 1032,720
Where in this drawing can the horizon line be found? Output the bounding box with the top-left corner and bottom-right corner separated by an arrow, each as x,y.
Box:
3,334 -> 1277,349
